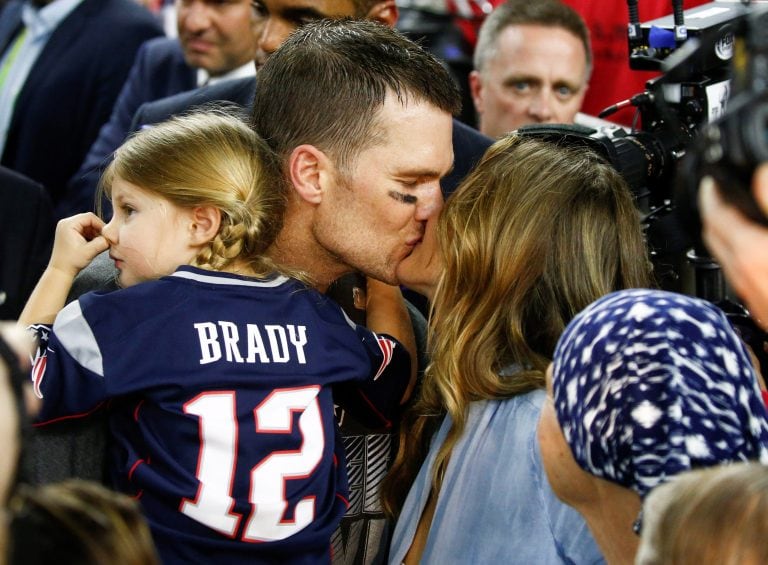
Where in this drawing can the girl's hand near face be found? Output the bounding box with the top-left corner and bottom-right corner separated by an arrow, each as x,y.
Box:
49,213 -> 109,278
18,214 -> 109,327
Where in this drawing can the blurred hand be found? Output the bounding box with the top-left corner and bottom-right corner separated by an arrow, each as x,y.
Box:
699,164 -> 768,330
0,323 -> 39,418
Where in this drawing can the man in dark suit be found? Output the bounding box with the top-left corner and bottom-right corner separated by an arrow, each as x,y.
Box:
0,166 -> 54,320
60,0 -> 261,218
0,0 -> 162,209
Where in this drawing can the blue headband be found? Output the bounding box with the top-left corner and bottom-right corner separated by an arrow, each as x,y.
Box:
552,289 -> 768,498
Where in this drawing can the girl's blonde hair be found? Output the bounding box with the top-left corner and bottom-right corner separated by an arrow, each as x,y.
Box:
100,110 -> 285,277
8,479 -> 160,565
638,463 -> 768,565
382,135 -> 654,517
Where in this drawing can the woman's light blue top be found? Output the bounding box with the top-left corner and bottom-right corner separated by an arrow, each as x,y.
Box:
389,390 -> 605,564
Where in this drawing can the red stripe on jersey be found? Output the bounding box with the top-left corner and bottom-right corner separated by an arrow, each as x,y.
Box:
373,336 -> 395,381
31,352 -> 47,399
335,492 -> 350,509
355,389 -> 392,429
33,401 -> 106,427
128,458 -> 147,481
133,399 -> 145,422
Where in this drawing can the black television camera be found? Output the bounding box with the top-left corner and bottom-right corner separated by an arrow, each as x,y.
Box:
516,0 -> 768,361
520,1 -> 767,223
682,3 -> 768,227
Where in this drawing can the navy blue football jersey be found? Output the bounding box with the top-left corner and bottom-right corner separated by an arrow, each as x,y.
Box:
32,266 -> 410,564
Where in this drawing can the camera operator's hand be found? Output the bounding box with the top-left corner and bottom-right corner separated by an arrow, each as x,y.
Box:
700,164 -> 768,330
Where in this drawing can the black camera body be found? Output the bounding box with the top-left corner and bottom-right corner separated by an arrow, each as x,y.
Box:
519,1 -> 768,231
687,4 -> 768,226
516,1 -> 768,366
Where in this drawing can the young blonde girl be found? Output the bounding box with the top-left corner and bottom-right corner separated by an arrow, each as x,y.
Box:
21,112 -> 415,564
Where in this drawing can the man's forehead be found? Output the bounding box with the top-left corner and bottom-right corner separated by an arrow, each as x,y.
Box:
376,98 -> 454,175
494,25 -> 588,79
263,0 -> 357,18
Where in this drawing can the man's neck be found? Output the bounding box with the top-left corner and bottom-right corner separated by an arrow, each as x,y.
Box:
268,210 -> 350,293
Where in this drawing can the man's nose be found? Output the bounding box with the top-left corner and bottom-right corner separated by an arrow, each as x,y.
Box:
258,19 -> 291,57
528,90 -> 555,122
415,183 -> 444,221
182,2 -> 213,33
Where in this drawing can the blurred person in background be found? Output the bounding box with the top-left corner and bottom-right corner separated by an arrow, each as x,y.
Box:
636,462 -> 768,565
0,322 -> 38,557
0,0 -> 162,208
61,0 -> 261,217
7,479 -> 160,565
0,166 -> 54,320
469,0 -> 590,138
700,166 -> 768,332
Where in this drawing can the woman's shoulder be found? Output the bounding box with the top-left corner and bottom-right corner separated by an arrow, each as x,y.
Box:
460,392 -> 548,471
488,388 -> 547,422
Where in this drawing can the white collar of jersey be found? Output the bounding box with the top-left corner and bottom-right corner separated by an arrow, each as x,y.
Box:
170,266 -> 289,288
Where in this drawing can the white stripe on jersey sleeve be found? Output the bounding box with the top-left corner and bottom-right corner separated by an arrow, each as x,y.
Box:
339,307 -> 356,329
53,300 -> 104,377
171,269 -> 289,288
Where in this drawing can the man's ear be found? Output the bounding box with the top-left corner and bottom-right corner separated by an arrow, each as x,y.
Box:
288,144 -> 330,205
366,0 -> 398,27
189,205 -> 221,245
469,70 -> 484,114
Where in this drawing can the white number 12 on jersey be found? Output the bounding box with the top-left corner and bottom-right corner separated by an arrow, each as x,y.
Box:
180,386 -> 324,541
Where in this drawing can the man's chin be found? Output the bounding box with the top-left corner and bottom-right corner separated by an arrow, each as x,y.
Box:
360,267 -> 398,287
182,53 -> 220,75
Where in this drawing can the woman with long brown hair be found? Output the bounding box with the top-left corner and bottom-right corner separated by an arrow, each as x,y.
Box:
383,135 -> 654,563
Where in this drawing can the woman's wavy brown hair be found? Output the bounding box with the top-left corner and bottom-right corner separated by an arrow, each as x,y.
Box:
382,135 -> 655,518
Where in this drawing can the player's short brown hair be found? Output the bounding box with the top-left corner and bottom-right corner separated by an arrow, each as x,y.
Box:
251,19 -> 461,176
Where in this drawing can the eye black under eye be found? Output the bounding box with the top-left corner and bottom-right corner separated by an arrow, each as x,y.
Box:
388,191 -> 417,204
